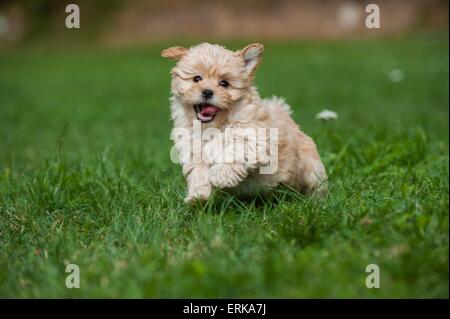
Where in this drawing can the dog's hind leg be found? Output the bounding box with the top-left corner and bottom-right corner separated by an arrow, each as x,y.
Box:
291,132 -> 328,196
299,155 -> 328,196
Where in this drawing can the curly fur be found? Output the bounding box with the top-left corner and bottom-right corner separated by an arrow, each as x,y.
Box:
162,42 -> 327,203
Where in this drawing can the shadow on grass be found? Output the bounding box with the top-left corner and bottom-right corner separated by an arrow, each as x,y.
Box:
185,184 -> 320,215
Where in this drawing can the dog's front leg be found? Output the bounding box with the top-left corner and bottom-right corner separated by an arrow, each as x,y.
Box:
209,163 -> 248,189
183,164 -> 212,204
208,129 -> 260,189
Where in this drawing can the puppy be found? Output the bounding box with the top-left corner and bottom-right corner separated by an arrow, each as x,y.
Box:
162,43 -> 327,203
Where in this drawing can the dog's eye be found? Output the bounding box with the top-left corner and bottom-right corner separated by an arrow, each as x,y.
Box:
219,80 -> 229,88
193,76 -> 202,82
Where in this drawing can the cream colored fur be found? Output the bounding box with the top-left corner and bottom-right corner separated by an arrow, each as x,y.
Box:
162,43 -> 327,203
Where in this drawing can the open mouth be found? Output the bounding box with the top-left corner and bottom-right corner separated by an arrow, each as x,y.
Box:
193,103 -> 220,123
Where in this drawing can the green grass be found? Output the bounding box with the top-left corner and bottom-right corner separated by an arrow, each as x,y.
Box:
0,33 -> 448,298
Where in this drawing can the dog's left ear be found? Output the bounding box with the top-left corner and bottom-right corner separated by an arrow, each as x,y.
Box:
161,46 -> 188,61
237,43 -> 264,77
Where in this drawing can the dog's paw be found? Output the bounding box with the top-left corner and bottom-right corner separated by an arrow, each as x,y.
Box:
209,164 -> 247,189
184,193 -> 208,205
184,187 -> 211,205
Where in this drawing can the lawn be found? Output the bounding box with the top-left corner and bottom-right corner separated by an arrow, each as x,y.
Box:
0,33 -> 448,298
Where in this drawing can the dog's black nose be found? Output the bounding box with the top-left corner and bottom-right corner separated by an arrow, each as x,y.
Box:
202,89 -> 214,99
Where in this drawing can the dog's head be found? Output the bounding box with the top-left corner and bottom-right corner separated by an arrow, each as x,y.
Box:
161,42 -> 264,123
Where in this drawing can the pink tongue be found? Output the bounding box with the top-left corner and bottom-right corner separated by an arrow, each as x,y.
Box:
200,105 -> 219,116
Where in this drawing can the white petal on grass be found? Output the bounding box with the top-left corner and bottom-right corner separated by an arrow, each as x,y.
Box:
388,69 -> 404,83
316,109 -> 338,121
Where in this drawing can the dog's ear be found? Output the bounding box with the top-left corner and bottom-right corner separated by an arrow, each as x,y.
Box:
161,46 -> 188,61
237,43 -> 264,77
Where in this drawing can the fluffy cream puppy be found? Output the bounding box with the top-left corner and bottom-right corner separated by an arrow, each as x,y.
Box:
162,42 -> 327,203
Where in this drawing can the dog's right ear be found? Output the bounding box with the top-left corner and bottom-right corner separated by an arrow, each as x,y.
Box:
161,46 -> 188,61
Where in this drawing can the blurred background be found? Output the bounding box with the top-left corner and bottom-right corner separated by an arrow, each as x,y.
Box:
0,0 -> 448,46
0,0 -> 448,298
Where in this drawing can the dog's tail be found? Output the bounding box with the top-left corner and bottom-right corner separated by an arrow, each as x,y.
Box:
263,96 -> 293,115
